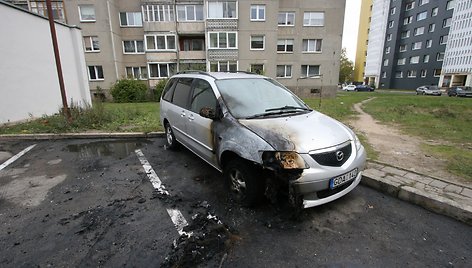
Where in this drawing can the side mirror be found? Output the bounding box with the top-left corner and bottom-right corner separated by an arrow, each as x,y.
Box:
199,107 -> 217,120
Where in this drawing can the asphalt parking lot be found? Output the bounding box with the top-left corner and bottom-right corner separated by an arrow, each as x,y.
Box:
0,138 -> 471,267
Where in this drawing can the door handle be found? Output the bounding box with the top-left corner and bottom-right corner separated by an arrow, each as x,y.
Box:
180,111 -> 186,117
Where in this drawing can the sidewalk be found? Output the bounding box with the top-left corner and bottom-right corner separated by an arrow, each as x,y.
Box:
362,161 -> 472,225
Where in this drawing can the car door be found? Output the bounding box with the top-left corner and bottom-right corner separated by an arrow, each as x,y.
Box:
186,78 -> 219,167
165,78 -> 194,147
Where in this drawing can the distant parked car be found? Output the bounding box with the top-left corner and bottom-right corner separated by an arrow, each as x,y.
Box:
416,85 -> 442,96
343,84 -> 356,91
354,85 -> 375,92
447,86 -> 472,97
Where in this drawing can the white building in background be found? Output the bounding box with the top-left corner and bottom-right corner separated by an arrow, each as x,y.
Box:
364,0 -> 389,88
0,1 -> 91,124
439,0 -> 472,87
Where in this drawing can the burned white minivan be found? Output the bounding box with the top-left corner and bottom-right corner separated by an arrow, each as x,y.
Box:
160,72 -> 366,208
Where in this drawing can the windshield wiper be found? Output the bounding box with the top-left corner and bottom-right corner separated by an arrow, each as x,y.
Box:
265,106 -> 312,112
246,106 -> 312,119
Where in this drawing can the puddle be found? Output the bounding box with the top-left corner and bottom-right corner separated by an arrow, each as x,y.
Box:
66,140 -> 148,160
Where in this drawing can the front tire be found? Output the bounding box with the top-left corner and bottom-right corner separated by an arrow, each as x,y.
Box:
165,123 -> 178,150
224,159 -> 264,207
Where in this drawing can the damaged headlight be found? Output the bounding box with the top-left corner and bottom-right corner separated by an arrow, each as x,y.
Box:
262,151 -> 309,170
354,134 -> 362,151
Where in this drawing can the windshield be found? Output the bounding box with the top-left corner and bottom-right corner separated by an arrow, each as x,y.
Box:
216,78 -> 309,119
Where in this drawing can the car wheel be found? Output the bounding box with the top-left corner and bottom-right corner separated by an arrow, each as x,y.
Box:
224,158 -> 264,207
422,92 -> 426,95
165,123 -> 178,150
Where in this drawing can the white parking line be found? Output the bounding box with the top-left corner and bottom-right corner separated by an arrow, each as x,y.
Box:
0,144 -> 36,171
135,149 -> 190,236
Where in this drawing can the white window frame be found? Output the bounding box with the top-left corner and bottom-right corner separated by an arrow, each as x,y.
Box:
406,2 -> 415,11
390,7 -> 396,15
250,64 -> 264,74
401,30 -> 410,39
431,7 -> 438,16
398,58 -> 406,65
399,44 -> 407,52
176,5 -> 204,21
250,5 -> 265,21
403,16 -> 412,25
79,5 -> 95,22
148,63 -> 176,79
207,1 -> 238,19
417,11 -> 427,21
395,71 -> 403,78
383,59 -> 389,66
88,65 -> 104,81
123,40 -> 145,54
250,35 -> 265,50
209,61 -> 238,72
443,17 -> 452,28
437,52 -> 445,61
414,26 -> 425,36
446,0 -> 455,10
424,54 -> 430,63
388,20 -> 394,28
303,12 -> 324,26
428,23 -> 436,32
208,32 -> 238,49
145,34 -> 176,51
142,5 -> 175,22
276,65 -> 292,78
387,34 -> 392,41
302,39 -> 322,53
420,0 -> 430,6
278,12 -> 295,26
421,69 -> 427,77
412,41 -> 422,50
120,12 -> 142,27
277,39 -> 294,53
385,47 -> 391,54
301,65 -> 320,77
440,35 -> 448,45
434,69 -> 442,77
426,39 -> 432,48
407,70 -> 417,78
125,66 -> 148,80
410,56 -> 420,64
83,36 -> 100,52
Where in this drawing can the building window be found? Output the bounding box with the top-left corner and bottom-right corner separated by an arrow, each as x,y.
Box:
149,63 -> 176,78
385,47 -> 391,54
403,16 -> 413,25
431,7 -> 438,16
208,1 -> 237,19
398,58 -> 406,65
414,26 -> 425,36
123,40 -> 144,54
388,20 -> 394,28
443,17 -> 452,28
407,70 -> 417,78
417,11 -> 427,21
434,69 -> 441,77
79,5 -> 95,22
420,0 -> 430,5
390,7 -> 396,15
142,5 -> 175,22
387,34 -> 392,41
126,66 -> 147,80
383,59 -> 389,66
83,36 -> 99,52
278,12 -> 295,26
410,56 -> 420,64
420,70 -> 427,77
180,38 -> 205,51
88,66 -> 103,80
446,0 -> 455,10
399,44 -> 407,52
302,39 -> 322,52
426,39 -> 432,48
30,1 -> 65,22
395,71 -> 403,78
428,23 -> 435,32
301,65 -> 320,77
440,35 -> 448,44
250,5 -> 265,21
176,5 -> 204,21
437,52 -> 445,61
382,72 -> 387,78
406,1 -> 415,11
303,12 -> 324,26
120,12 -> 142,27
401,30 -> 410,39
423,54 -> 430,63
145,35 -> 176,51
208,32 -> 237,49
412,41 -> 422,50
250,36 -> 265,50
210,61 -> 237,72
277,39 -> 294,53
276,65 -> 292,78
250,64 -> 264,74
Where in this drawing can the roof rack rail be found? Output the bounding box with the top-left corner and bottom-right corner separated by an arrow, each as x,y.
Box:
176,70 -> 217,79
228,70 -> 257,75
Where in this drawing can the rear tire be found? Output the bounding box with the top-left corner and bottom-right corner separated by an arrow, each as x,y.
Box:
165,123 -> 178,150
224,158 -> 264,207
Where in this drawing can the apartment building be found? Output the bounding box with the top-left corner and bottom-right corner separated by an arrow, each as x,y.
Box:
353,0 -> 373,83
365,0 -> 455,89
8,0 -> 345,98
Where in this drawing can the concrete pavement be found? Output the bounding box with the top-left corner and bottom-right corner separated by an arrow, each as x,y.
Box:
1,132 -> 471,225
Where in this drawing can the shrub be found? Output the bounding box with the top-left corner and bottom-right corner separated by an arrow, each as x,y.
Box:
110,78 -> 148,103
152,79 -> 168,102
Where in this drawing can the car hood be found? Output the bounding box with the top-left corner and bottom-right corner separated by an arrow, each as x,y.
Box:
239,111 -> 354,153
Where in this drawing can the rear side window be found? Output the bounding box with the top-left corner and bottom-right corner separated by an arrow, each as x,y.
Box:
190,79 -> 217,114
172,78 -> 193,108
162,78 -> 177,102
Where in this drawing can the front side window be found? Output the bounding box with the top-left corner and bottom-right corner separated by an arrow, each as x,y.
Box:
303,12 -> 324,26
209,61 -> 237,72
79,5 -> 95,21
208,32 -> 237,49
172,78 -> 193,108
277,39 -> 294,53
123,40 -> 144,54
83,36 -> 99,52
88,65 -> 104,80
301,65 -> 320,77
191,79 -> 217,114
250,36 -> 265,50
208,1 -> 237,19
120,12 -> 142,26
142,5 -> 175,22
149,63 -> 176,78
177,5 -> 204,21
278,12 -> 295,26
126,66 -> 147,80
145,35 -> 176,51
302,39 -> 322,52
276,65 -> 292,78
250,5 -> 265,21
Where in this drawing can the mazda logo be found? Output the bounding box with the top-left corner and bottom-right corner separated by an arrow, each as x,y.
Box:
336,151 -> 344,162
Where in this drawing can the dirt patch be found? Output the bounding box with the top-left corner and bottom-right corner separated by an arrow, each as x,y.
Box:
349,98 -> 465,183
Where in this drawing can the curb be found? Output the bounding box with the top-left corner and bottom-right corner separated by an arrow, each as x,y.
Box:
0,132 -> 165,140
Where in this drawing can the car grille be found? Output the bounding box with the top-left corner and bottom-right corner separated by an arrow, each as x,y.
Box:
310,143 -> 352,167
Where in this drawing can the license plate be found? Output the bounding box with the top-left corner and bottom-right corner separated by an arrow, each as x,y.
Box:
329,168 -> 358,189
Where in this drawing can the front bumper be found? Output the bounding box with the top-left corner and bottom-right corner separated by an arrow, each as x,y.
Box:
290,144 -> 367,209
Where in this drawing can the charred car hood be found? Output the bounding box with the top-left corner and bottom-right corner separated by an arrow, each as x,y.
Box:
239,111 -> 354,153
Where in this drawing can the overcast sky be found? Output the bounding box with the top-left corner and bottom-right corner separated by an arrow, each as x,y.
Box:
342,0 -> 362,63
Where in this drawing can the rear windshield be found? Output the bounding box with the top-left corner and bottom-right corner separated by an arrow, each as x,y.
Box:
216,78 -> 307,118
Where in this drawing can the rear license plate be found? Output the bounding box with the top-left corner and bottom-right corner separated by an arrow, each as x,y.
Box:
329,168 -> 358,189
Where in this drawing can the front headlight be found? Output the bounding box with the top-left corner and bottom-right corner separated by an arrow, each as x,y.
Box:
262,151 -> 309,170
354,134 -> 362,151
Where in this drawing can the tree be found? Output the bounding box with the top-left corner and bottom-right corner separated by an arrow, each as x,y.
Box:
339,48 -> 354,83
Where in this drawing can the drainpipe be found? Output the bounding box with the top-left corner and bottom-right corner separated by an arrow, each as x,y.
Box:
107,0 -> 119,80
46,0 -> 71,122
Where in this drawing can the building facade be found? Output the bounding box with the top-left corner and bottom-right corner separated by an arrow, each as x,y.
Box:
353,0 -> 373,83
8,0 -> 346,98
